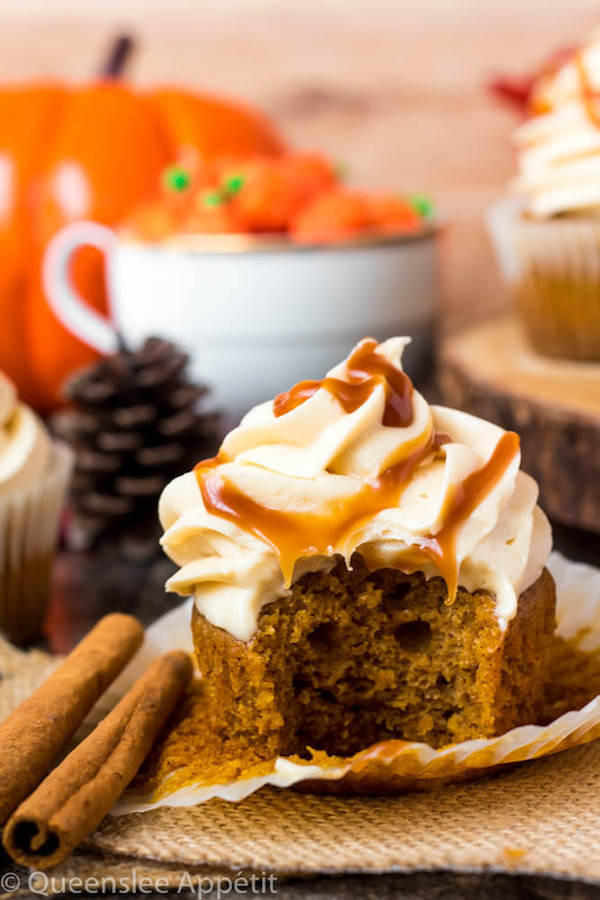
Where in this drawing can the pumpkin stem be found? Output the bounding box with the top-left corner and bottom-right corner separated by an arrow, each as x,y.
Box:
100,34 -> 135,79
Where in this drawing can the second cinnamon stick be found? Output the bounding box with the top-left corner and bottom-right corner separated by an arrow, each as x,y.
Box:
3,650 -> 192,869
0,613 -> 143,825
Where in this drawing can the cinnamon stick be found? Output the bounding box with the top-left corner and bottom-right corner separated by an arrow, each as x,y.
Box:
0,613 -> 143,825
3,650 -> 192,869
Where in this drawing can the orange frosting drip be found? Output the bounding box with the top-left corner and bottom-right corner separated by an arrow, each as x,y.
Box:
272,337 -> 414,427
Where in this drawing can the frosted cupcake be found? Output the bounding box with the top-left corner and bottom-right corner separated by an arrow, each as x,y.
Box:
489,34 -> 600,359
159,337 -> 554,758
0,373 -> 72,644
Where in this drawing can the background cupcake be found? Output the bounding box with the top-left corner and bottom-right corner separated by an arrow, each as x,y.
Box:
0,373 -> 72,644
488,32 -> 600,360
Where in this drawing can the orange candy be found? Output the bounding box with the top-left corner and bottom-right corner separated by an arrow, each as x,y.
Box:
290,188 -> 370,244
185,194 -> 246,234
228,158 -> 299,232
367,194 -> 421,234
127,152 -> 430,247
222,152 -> 336,232
280,151 -> 337,206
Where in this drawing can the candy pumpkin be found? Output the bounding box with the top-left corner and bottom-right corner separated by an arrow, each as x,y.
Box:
0,77 -> 284,411
290,188 -> 370,244
127,151 -> 434,247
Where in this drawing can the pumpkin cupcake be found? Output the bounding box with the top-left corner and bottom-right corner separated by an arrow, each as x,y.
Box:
0,373 -> 72,644
159,337 -> 554,758
489,33 -> 600,359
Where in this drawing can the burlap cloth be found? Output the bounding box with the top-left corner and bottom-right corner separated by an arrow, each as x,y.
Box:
2,635 -> 600,888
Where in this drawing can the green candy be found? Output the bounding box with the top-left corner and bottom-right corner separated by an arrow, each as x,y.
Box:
202,191 -> 223,208
163,165 -> 191,193
223,173 -> 245,195
409,193 -> 435,219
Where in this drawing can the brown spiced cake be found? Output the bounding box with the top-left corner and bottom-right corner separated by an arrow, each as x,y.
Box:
159,337 -> 556,757
191,562 -> 555,757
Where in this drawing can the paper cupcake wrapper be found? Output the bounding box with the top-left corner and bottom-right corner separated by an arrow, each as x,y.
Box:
487,198 -> 600,357
95,552 -> 600,814
0,442 -> 73,643
487,197 -> 600,281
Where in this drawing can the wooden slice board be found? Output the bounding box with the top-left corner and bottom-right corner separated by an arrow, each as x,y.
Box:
439,316 -> 600,534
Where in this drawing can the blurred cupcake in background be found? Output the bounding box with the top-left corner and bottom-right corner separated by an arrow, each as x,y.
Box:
0,373 -> 72,645
489,33 -> 600,359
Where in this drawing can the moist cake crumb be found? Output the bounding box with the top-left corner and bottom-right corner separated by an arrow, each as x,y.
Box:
192,555 -> 556,757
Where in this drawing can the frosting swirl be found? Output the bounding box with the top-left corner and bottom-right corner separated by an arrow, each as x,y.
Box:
159,338 -> 551,641
513,36 -> 600,217
0,373 -> 51,496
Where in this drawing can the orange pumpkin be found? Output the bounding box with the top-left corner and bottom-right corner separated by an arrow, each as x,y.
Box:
150,88 -> 284,164
0,80 -> 284,411
0,84 -> 67,402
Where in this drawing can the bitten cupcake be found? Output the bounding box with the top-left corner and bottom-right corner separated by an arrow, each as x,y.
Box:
489,33 -> 600,359
159,337 -> 554,760
0,373 -> 72,644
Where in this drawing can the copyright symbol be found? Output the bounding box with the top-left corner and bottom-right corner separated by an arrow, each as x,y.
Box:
0,871 -> 21,893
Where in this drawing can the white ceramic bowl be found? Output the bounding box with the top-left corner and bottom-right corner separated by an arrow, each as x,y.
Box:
44,223 -> 439,426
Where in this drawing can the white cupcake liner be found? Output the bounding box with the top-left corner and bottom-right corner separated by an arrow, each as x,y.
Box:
80,552 -> 600,813
487,197 -> 600,281
487,198 -> 600,357
0,442 -> 73,644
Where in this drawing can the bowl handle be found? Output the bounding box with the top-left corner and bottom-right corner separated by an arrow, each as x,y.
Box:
43,221 -> 120,355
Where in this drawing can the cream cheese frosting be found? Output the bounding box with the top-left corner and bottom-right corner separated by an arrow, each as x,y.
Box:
0,372 -> 50,496
159,338 -> 552,642
512,36 -> 600,217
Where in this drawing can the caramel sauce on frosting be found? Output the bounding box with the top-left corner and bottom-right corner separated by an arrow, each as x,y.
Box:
409,431 -> 520,600
273,338 -> 413,427
160,337 -> 551,642
196,433 -> 443,586
195,346 -> 520,601
195,430 -> 519,601
576,49 -> 600,127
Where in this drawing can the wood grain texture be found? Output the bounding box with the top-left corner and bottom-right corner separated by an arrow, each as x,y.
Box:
440,317 -> 600,533
0,0 -> 596,331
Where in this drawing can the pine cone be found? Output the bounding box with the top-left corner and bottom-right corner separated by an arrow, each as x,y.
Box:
53,338 -> 220,552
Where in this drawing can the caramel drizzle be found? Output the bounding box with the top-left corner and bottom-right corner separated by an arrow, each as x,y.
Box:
197,431 -> 440,585
195,430 -> 520,597
273,337 -> 414,428
528,45 -> 578,115
576,49 -> 600,127
400,431 -> 521,600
